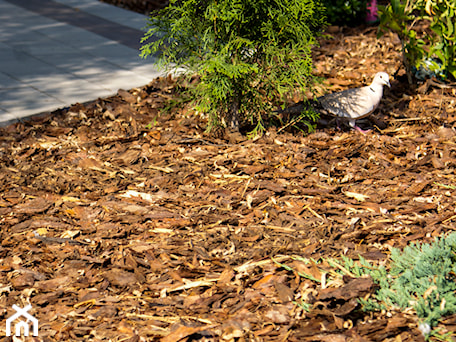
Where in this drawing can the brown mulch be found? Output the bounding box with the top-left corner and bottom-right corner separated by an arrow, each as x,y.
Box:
1,15 -> 456,342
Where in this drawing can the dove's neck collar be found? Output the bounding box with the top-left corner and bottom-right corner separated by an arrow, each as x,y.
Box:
370,82 -> 384,93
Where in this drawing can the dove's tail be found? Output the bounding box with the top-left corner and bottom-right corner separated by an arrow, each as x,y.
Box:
274,99 -> 329,117
274,100 -> 318,115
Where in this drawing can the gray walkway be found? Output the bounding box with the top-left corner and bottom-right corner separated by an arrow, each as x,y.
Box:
0,0 -> 162,125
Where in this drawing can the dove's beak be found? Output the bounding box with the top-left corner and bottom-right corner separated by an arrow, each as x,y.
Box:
386,80 -> 391,88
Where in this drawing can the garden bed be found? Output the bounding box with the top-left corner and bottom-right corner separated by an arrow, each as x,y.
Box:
1,6 -> 456,341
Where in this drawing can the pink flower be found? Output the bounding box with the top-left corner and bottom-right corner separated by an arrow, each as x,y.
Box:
366,0 -> 378,23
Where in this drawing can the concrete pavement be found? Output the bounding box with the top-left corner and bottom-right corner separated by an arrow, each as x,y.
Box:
0,0 -> 162,125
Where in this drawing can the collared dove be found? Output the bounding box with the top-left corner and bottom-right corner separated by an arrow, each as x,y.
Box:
275,72 -> 391,133
315,72 -> 391,132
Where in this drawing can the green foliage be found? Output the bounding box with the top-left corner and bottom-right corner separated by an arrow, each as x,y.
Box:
335,233 -> 456,333
295,299 -> 312,312
422,0 -> 456,80
140,0 -> 326,135
378,0 -> 456,83
434,182 -> 456,190
379,234 -> 456,327
286,233 -> 456,338
322,0 -> 368,26
273,256 -> 322,283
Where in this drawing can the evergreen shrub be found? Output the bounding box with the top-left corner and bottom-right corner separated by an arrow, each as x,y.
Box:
140,0 -> 326,135
284,232 -> 456,338
341,233 -> 456,335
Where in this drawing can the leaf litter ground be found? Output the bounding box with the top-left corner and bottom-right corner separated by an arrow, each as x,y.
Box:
1,20 -> 456,342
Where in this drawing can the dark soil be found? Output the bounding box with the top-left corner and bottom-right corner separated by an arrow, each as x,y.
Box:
100,0 -> 168,14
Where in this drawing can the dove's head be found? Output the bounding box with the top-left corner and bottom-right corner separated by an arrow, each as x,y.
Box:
373,72 -> 391,88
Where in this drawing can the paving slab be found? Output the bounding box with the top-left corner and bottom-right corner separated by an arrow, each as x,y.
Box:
0,0 -> 162,126
53,0 -> 150,30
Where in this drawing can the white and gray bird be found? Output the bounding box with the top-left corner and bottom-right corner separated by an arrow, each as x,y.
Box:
316,72 -> 391,132
276,72 -> 391,133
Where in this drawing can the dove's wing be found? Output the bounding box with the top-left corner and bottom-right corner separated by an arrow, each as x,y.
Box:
317,85 -> 381,120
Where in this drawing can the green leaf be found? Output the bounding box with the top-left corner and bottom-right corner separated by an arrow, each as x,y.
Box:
391,0 -> 402,14
446,16 -> 454,38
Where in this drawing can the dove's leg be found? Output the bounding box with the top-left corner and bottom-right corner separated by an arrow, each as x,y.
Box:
335,118 -> 341,130
354,125 -> 371,134
349,119 -> 370,134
